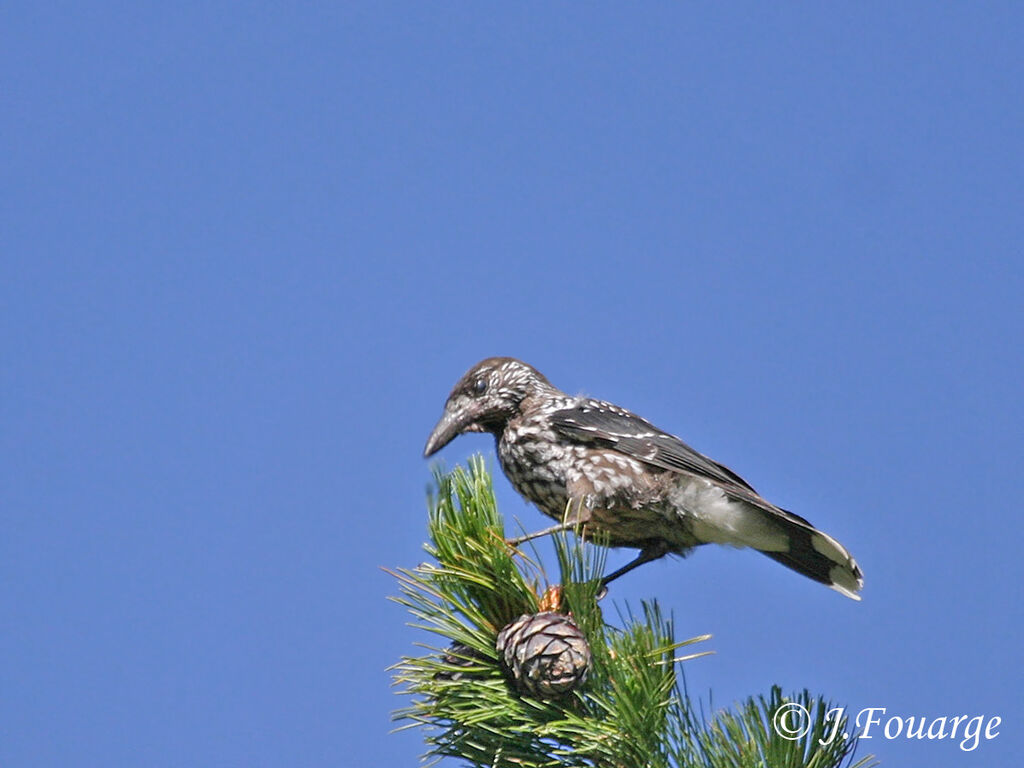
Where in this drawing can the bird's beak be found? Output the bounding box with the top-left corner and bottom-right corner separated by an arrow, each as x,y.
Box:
424,407 -> 480,457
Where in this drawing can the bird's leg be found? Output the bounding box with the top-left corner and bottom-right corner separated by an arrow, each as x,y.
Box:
505,520 -> 579,547
506,497 -> 592,547
599,541 -> 671,589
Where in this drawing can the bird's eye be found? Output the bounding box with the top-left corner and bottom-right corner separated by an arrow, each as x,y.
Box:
473,378 -> 488,395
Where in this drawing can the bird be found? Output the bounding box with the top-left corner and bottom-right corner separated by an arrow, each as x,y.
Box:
423,357 -> 863,600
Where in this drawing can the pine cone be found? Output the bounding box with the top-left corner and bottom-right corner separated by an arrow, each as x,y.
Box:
496,611 -> 591,698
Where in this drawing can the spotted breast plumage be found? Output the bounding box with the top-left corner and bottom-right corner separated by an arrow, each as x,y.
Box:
424,357 -> 863,599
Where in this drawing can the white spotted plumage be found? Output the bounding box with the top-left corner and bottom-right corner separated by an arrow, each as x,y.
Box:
425,357 -> 864,599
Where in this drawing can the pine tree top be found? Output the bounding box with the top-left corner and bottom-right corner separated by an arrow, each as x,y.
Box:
389,456 -> 876,768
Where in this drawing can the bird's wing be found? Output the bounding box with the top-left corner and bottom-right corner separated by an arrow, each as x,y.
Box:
548,401 -> 763,498
549,401 -> 824,534
549,401 -> 863,599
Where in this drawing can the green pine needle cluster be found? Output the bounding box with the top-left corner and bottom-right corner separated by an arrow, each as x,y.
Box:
390,456 -> 876,768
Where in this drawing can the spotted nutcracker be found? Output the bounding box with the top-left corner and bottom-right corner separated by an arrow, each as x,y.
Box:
424,357 -> 863,599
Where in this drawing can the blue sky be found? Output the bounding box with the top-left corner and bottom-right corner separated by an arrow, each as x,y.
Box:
3,3 -> 1021,766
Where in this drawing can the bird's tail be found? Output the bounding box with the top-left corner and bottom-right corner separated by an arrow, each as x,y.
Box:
759,510 -> 864,600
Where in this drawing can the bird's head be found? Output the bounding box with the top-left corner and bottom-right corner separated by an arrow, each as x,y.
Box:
424,357 -> 551,457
